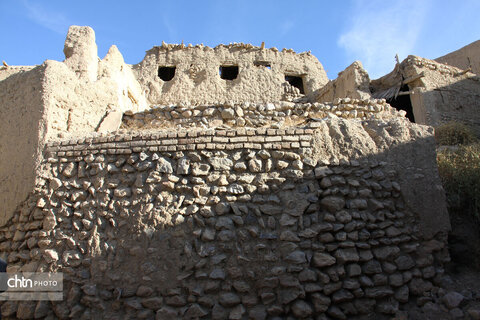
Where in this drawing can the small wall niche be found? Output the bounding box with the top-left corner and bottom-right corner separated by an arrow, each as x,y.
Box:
158,66 -> 176,81
254,61 -> 271,69
219,66 -> 239,80
285,75 -> 305,94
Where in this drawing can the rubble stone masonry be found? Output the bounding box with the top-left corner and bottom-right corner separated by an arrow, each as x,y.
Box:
0,119 -> 450,319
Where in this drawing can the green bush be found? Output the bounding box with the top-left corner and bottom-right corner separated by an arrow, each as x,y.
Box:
437,143 -> 480,222
435,121 -> 477,146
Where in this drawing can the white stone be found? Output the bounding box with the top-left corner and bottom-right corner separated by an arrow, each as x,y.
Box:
43,249 -> 59,263
97,111 -> 123,132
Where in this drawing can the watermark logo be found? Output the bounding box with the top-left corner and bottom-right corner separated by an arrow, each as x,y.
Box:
0,273 -> 63,300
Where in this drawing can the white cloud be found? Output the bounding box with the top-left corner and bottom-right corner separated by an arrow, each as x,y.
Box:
280,20 -> 294,37
23,1 -> 70,35
338,0 -> 431,79
161,14 -> 177,41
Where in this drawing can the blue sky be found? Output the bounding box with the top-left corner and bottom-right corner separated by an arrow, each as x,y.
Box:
1,0 -> 480,79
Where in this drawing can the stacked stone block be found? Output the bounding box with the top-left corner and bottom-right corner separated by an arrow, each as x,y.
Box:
0,128 -> 448,319
121,99 -> 403,131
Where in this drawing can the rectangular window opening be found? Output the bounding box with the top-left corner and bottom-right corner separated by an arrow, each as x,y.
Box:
285,75 -> 305,94
219,65 -> 239,80
254,61 -> 271,69
158,66 -> 176,81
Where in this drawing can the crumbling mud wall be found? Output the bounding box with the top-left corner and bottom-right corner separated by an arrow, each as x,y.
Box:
133,44 -> 329,106
0,66 -> 35,82
41,26 -> 147,138
402,56 -> 480,133
0,26 -> 148,138
0,118 -> 450,319
0,65 -> 46,226
0,25 -> 331,227
40,58 -> 143,138
316,61 -> 371,103
371,55 -> 480,134
0,27 -> 151,225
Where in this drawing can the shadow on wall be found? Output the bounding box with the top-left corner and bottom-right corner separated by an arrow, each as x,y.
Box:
0,129 -> 451,319
371,59 -> 480,136
408,77 -> 480,137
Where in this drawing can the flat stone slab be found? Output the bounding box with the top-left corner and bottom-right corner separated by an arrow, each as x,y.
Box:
97,111 -> 123,132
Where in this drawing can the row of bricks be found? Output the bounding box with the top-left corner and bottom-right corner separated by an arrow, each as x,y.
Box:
46,141 -> 312,159
45,134 -> 312,152
47,128 -> 316,147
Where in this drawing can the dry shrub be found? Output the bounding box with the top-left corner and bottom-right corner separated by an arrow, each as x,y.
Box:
437,143 -> 480,222
435,121 -> 477,146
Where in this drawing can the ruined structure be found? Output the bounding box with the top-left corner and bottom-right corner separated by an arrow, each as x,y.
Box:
316,61 -> 371,103
313,40 -> 480,136
371,55 -> 480,135
0,26 -> 451,319
133,42 -> 328,105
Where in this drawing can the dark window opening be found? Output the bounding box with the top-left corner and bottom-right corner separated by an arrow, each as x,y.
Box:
285,75 -> 305,94
158,66 -> 176,81
254,61 -> 271,69
388,84 -> 415,122
219,66 -> 239,80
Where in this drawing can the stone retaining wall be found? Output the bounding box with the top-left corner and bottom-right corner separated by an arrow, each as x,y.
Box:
122,99 -> 403,131
0,126 -> 449,319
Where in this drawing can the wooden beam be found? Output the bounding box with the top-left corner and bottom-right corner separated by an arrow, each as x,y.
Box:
402,72 -> 425,85
455,67 -> 472,76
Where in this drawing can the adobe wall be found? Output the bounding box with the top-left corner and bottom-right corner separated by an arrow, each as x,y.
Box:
401,56 -> 480,133
0,65 -> 46,226
40,29 -> 148,139
0,66 -> 35,82
0,27 -> 152,226
435,40 -> 480,75
0,25 -> 401,229
0,26 -> 148,141
40,58 -> 144,138
133,44 -> 329,106
0,118 -> 450,319
316,61 -> 371,103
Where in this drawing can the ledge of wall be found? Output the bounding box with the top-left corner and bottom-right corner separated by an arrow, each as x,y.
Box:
45,128 -> 314,157
121,99 -> 404,131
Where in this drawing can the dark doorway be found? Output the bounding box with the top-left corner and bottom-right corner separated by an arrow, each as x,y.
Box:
219,66 -> 239,80
158,66 -> 176,81
285,75 -> 304,94
388,84 -> 415,122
